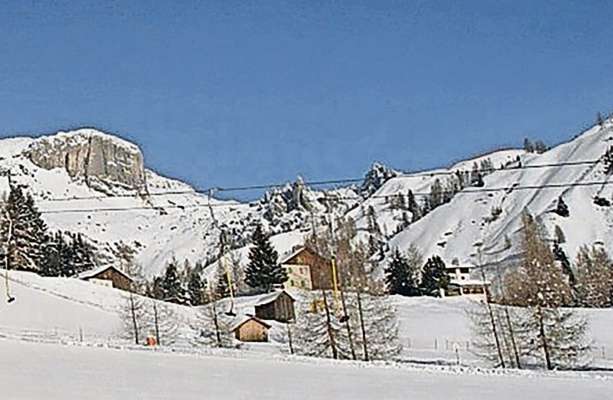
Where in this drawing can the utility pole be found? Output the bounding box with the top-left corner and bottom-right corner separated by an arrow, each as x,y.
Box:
3,170 -> 15,303
153,301 -> 160,346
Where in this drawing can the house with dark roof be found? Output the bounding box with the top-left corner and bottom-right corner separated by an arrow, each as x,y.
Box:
279,246 -> 336,291
78,265 -> 133,291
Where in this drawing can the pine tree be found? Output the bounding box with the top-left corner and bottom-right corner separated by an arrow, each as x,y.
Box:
534,140 -> 548,154
554,196 -> 570,217
40,231 -> 65,277
160,259 -> 185,303
420,256 -> 449,297
523,138 -> 535,153
244,224 -> 287,293
597,112 -> 605,127
1,184 -> 48,271
552,242 -> 575,292
407,190 -> 421,222
602,146 -> 613,175
187,269 -> 206,306
384,247 -> 421,296
430,179 -> 444,208
554,225 -> 566,244
68,233 -> 96,275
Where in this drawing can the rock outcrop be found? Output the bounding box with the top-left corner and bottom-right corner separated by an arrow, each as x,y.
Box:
27,128 -> 147,192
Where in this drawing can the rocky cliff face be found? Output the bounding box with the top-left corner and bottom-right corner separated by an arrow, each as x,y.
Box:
26,128 -> 146,192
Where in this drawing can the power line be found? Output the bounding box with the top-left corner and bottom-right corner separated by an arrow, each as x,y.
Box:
37,179 -> 613,214
38,159 -> 601,203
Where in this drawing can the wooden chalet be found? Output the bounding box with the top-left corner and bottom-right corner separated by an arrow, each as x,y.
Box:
78,265 -> 133,291
280,246 -> 336,291
230,315 -> 271,342
254,290 -> 296,322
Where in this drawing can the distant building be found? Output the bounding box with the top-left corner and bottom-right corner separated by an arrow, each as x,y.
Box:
279,246 -> 336,290
442,263 -> 489,302
78,265 -> 133,291
230,315 -> 271,342
254,290 -> 296,322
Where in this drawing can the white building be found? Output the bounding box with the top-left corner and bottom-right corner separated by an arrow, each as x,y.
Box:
442,263 -> 490,302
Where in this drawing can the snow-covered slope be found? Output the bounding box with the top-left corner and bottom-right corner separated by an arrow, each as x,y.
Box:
2,338 -> 611,400
1,120 -> 613,280
389,121 -> 613,270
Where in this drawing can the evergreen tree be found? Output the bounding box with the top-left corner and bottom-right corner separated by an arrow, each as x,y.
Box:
554,196 -> 570,217
244,224 -> 287,293
553,242 -> 575,291
406,190 -> 421,222
554,225 -> 566,244
160,259 -> 185,303
420,256 -> 449,297
523,138 -> 535,153
384,247 -> 421,296
68,233 -> 96,275
534,140 -> 548,154
1,184 -> 48,271
40,231 -> 65,277
597,112 -> 605,127
602,146 -> 613,175
430,179 -> 444,208
187,269 -> 206,306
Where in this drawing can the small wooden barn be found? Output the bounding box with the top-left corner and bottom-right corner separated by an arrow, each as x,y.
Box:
254,290 -> 296,322
231,316 -> 271,342
78,265 -> 133,291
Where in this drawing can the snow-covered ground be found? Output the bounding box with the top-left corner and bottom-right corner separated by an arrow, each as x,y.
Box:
2,270 -> 613,368
1,338 -> 611,400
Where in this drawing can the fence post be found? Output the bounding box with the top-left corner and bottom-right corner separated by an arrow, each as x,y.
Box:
434,338 -> 438,350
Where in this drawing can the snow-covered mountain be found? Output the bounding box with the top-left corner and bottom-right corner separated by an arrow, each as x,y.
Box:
1,120 -> 612,279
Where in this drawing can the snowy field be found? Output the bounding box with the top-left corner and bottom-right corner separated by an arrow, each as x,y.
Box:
2,270 -> 613,367
0,338 -> 611,400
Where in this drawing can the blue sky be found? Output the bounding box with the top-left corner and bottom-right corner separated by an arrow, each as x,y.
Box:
1,1 -> 613,197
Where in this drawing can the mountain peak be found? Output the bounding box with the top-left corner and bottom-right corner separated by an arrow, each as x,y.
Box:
26,127 -> 146,192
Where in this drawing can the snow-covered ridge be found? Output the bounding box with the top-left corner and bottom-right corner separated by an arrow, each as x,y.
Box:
0,119 -> 611,279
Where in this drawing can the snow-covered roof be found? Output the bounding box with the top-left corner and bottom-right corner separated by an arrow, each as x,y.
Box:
78,265 -> 133,281
279,246 -> 307,264
230,315 -> 271,332
254,290 -> 295,307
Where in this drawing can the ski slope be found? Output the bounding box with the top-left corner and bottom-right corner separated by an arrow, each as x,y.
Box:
387,120 -> 613,269
0,338 -> 611,400
2,271 -> 613,368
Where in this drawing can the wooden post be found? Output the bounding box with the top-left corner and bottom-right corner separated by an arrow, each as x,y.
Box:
287,322 -> 294,355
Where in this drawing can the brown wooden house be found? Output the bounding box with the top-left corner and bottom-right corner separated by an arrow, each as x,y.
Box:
280,246 -> 336,290
231,315 -> 271,342
78,265 -> 133,291
254,290 -> 296,322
